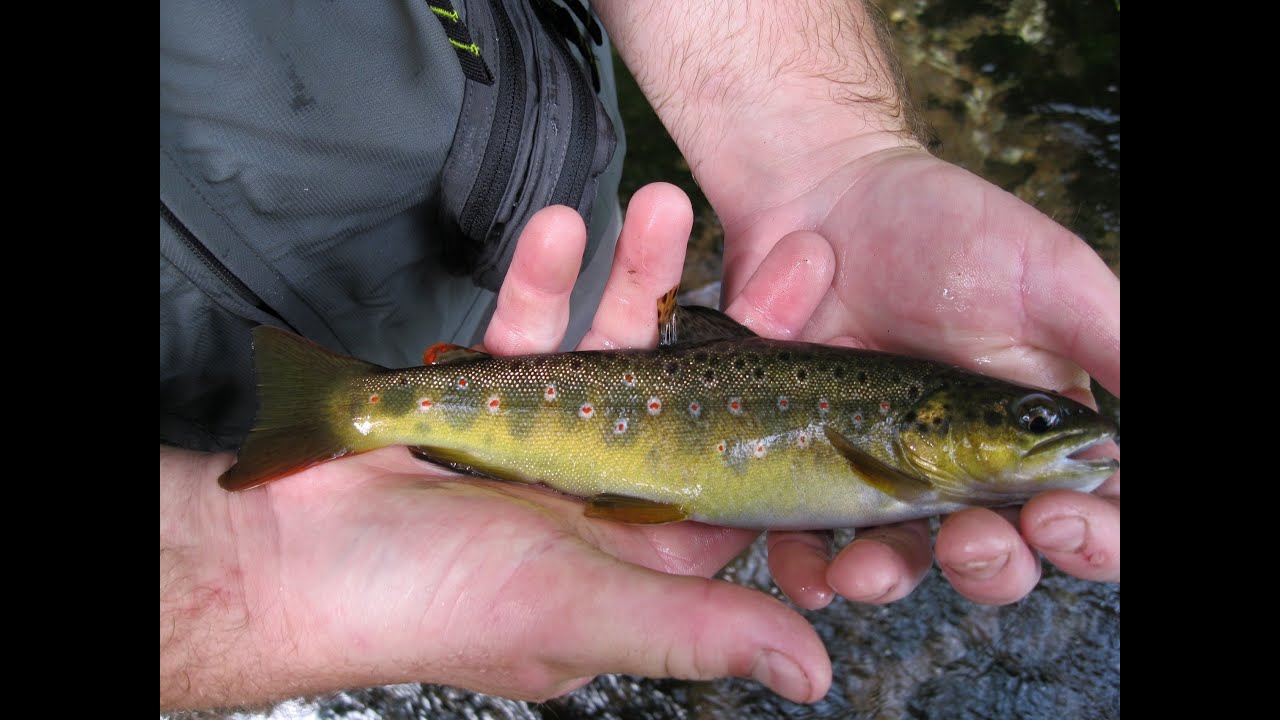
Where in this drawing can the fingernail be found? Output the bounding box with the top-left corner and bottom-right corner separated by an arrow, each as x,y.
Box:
751,650 -> 810,702
1037,517 -> 1086,553
946,552 -> 1009,581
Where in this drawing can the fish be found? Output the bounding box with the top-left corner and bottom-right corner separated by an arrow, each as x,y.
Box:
219,288 -> 1118,530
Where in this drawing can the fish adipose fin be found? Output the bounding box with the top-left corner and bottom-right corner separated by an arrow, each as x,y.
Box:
822,425 -> 935,503
585,493 -> 689,524
219,327 -> 385,492
657,285 -> 758,347
422,342 -> 491,365
408,446 -> 534,485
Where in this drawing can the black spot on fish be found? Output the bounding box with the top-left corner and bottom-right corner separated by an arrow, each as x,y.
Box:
694,352 -> 709,363
819,363 -> 829,373
909,385 -> 920,397
984,410 -> 1003,427
904,411 -> 916,423
856,371 -> 867,383
932,417 -> 943,426
703,369 -> 715,384
570,358 -> 584,370
834,366 -> 846,379
796,369 -> 807,382
511,360 -> 525,371
753,367 -> 765,380
916,422 -> 930,434
734,358 -> 746,370
943,403 -> 951,411
779,351 -> 792,362
891,374 -> 901,384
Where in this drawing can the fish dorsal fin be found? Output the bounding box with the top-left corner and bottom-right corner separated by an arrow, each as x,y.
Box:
822,425 -> 935,503
657,285 -> 758,347
422,342 -> 491,366
585,493 -> 689,524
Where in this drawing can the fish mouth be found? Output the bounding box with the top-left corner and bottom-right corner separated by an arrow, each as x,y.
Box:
1028,430 -> 1119,474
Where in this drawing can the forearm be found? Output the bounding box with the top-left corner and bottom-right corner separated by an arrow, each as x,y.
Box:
160,445 -> 270,712
595,0 -> 923,221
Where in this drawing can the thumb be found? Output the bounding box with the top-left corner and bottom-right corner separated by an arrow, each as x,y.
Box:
544,555 -> 832,703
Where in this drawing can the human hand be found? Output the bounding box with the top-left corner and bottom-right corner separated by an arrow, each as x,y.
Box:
716,148 -> 1120,609
590,0 -> 1118,610
159,184 -> 840,713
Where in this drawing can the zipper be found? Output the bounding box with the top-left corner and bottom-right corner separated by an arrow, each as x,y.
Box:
458,0 -> 526,240
160,200 -> 284,321
533,2 -> 597,208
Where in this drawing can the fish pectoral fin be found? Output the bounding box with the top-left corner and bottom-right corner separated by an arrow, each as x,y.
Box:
822,425 -> 934,503
584,493 -> 689,524
408,446 -> 532,484
422,342 -> 491,366
657,284 -> 758,347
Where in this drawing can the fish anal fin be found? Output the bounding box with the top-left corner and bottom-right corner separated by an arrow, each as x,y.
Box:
822,425 -> 934,503
585,493 -> 689,524
408,445 -> 531,484
422,343 -> 490,366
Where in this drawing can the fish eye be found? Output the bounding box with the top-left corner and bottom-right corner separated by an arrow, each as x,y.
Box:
1013,394 -> 1060,434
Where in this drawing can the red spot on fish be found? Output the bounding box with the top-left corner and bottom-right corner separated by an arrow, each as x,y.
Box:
457,378 -> 469,389
615,417 -> 629,434
777,396 -> 789,410
853,412 -> 865,427
647,397 -> 662,416
622,372 -> 637,387
818,399 -> 830,414
369,395 -> 380,404
728,398 -> 743,416
754,443 -> 767,459
418,398 -> 433,410
716,441 -> 726,454
689,402 -> 702,417
544,384 -> 557,402
487,395 -> 501,414
578,403 -> 595,420
880,401 -> 891,413
797,433 -> 808,448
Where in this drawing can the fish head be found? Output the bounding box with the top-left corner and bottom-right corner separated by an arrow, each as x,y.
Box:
894,379 -> 1118,501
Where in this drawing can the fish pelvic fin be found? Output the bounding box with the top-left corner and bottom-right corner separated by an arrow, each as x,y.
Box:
657,285 -> 758,347
218,326 -> 386,492
822,425 -> 935,503
585,493 -> 690,524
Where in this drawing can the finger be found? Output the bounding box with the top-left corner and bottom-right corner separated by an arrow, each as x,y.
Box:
1019,224 -> 1121,396
544,557 -> 832,704
935,508 -> 1041,605
1021,489 -> 1120,583
767,531 -> 836,610
824,520 -> 933,604
483,205 -> 587,356
579,182 -> 692,350
585,517 -> 761,579
723,230 -> 836,339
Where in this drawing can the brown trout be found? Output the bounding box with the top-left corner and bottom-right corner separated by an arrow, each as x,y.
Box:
220,291 -> 1118,530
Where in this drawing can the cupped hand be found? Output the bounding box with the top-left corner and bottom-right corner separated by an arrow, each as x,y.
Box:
215,183 -> 838,708
713,147 -> 1119,609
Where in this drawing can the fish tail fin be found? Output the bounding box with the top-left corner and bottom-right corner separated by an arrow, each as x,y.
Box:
219,326 -> 386,492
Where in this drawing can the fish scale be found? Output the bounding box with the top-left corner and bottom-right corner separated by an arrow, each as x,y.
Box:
219,298 -> 1118,530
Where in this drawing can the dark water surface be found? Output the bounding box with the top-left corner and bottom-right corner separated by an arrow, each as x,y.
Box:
207,1 -> 1120,717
